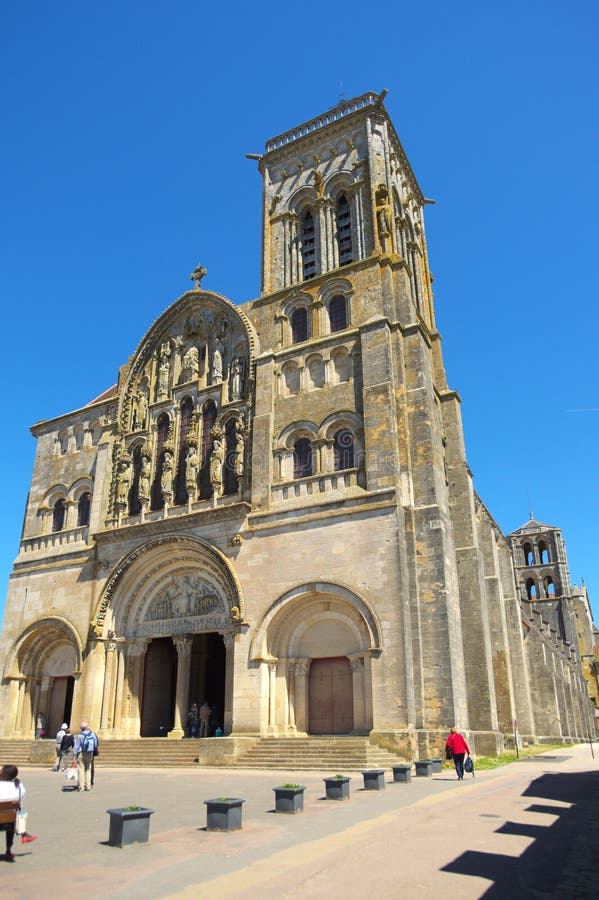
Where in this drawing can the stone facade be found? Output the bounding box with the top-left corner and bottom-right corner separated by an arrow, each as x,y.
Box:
0,91 -> 596,758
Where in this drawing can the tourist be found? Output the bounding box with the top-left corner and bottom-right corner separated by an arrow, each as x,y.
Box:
59,727 -> 75,771
53,723 -> 68,771
0,765 -> 37,861
445,727 -> 471,780
199,701 -> 211,738
186,703 -> 199,738
73,723 -> 99,792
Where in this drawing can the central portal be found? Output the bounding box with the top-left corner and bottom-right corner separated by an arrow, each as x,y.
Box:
308,656 -> 354,734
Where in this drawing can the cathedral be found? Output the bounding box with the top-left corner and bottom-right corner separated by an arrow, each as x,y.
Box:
0,91 -> 596,760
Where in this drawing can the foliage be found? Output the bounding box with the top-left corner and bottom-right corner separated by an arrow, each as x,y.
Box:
474,744 -> 567,770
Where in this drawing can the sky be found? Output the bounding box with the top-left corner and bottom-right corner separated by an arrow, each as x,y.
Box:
1,1 -> 598,625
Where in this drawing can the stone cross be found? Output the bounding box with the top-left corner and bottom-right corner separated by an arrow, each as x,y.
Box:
190,264 -> 208,289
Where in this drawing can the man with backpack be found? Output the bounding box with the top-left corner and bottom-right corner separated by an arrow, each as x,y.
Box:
73,723 -> 99,792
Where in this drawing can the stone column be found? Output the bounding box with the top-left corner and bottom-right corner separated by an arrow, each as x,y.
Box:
350,656 -> 366,733
100,641 -> 118,734
112,646 -> 126,735
287,664 -> 297,734
222,633 -> 235,736
4,676 -> 24,736
38,676 -> 53,724
120,641 -> 147,737
267,661 -> 277,735
294,661 -> 310,735
169,636 -> 192,739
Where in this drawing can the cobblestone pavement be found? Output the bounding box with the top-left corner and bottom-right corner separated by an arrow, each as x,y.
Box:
1,743 -> 597,899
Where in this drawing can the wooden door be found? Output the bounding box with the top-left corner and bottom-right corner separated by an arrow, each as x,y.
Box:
308,657 -> 354,734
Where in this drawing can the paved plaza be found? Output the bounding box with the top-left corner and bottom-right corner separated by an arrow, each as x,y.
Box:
1,744 -> 598,898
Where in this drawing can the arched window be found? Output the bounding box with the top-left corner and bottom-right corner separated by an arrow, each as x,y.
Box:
329,295 -> 347,332
336,194 -> 353,265
291,307 -> 308,344
331,348 -> 352,384
301,210 -> 317,280
199,401 -> 217,500
129,446 -> 142,516
333,429 -> 354,471
52,498 -> 66,532
175,398 -> 194,506
525,578 -> 537,601
282,361 -> 300,396
538,541 -> 549,564
306,355 -> 325,390
293,438 -> 312,479
393,191 -> 405,257
544,577 -> 556,599
523,543 -> 534,566
151,414 -> 170,511
77,491 -> 91,527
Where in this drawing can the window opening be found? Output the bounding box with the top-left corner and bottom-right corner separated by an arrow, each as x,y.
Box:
336,194 -> 353,265
52,498 -> 66,532
291,307 -> 308,343
329,295 -> 347,332
199,401 -> 217,499
77,492 -> 91,527
175,398 -> 194,505
293,438 -> 312,479
129,446 -> 142,516
301,210 -> 316,280
333,429 -> 354,470
151,414 -> 170,511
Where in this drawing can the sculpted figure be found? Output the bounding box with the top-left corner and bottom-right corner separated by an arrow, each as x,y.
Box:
161,451 -> 174,497
139,453 -> 151,501
234,420 -> 245,479
211,337 -> 224,383
210,437 -> 224,497
185,444 -> 199,495
116,459 -> 131,505
181,345 -> 199,383
229,356 -> 245,401
158,349 -> 171,400
135,383 -> 149,429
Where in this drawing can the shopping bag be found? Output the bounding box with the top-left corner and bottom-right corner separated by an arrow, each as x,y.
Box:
66,765 -> 79,784
16,810 -> 28,834
464,755 -> 474,775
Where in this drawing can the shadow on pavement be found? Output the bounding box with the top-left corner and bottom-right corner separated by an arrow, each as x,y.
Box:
441,770 -> 599,898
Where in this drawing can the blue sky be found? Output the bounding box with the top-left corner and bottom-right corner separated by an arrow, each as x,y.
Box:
1,1 -> 598,624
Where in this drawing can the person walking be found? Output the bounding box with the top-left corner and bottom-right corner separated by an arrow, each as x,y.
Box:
53,723 -> 68,771
186,703 -> 199,738
0,765 -> 37,861
59,727 -> 75,771
73,723 -> 98,792
445,726 -> 471,780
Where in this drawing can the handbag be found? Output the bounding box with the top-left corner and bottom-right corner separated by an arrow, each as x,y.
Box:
445,747 -> 453,760
464,755 -> 474,774
16,809 -> 28,835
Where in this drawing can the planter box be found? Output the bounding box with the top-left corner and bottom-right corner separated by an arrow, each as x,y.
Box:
204,798 -> 244,831
361,769 -> 386,790
324,776 -> 351,801
414,760 -> 433,777
273,786 -> 305,814
430,758 -> 443,773
106,807 -> 154,847
391,765 -> 412,783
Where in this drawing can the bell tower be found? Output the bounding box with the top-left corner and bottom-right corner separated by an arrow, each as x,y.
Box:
254,90 -> 436,331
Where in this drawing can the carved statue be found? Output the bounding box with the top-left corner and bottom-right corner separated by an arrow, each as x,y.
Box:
185,444 -> 199,495
157,345 -> 171,400
161,451 -> 174,497
234,419 -> 245,479
377,207 -> 390,237
211,337 -> 224,383
228,356 -> 245,401
210,437 -> 224,497
181,345 -> 199,383
312,170 -> 324,197
190,264 -> 208,288
139,453 -> 151,501
116,458 -> 131,506
134,383 -> 149,430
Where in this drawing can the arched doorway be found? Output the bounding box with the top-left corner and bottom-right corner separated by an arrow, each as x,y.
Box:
308,657 -> 353,734
251,583 -> 381,737
140,638 -> 177,736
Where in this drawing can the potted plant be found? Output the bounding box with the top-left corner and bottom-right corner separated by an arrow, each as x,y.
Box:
273,783 -> 305,814
414,760 -> 433,777
106,805 -> 154,847
324,774 -> 351,800
360,769 -> 386,790
204,797 -> 245,831
391,764 -> 412,783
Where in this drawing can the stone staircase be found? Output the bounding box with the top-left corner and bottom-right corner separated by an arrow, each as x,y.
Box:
0,736 -> 407,771
233,737 -> 407,771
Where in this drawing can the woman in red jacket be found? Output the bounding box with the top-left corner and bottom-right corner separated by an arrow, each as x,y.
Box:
445,727 -> 470,780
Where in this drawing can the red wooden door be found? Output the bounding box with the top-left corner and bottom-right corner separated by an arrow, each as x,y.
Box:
308,657 -> 354,734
